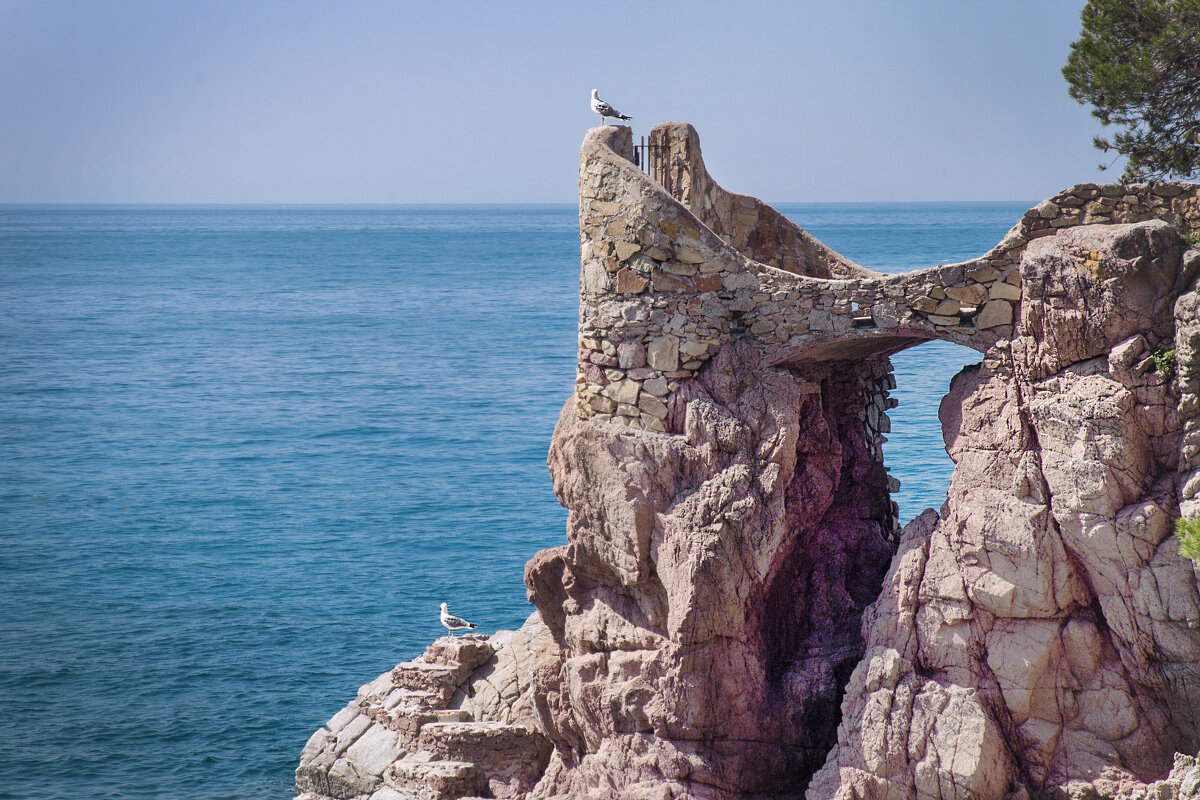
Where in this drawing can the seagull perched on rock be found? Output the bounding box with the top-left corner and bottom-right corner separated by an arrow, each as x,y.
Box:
591,89 -> 631,126
440,602 -> 477,637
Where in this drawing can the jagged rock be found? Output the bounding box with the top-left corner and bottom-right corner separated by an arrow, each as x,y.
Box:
533,124 -> 1200,799
297,622 -> 552,800
297,123 -> 1200,800
811,223 -> 1200,798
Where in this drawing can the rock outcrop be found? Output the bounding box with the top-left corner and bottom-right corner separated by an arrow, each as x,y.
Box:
296,617 -> 554,800
810,221 -> 1200,800
297,124 -> 1200,800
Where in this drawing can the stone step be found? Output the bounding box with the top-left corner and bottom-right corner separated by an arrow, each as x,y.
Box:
415,721 -> 539,762
421,636 -> 494,670
384,753 -> 485,800
358,688 -> 478,751
358,693 -> 425,745
361,788 -> 427,800
384,637 -> 497,712
360,687 -> 443,726
415,722 -> 552,799
390,662 -> 466,704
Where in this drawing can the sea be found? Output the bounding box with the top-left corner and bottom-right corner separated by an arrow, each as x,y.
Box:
0,201 -> 1030,800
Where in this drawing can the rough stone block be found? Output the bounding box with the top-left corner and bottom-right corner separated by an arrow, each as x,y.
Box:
651,271 -> 690,293
1037,199 -> 1061,219
934,300 -> 961,316
976,299 -> 1014,329
613,241 -> 640,260
945,283 -> 987,304
602,378 -> 640,406
616,340 -> 646,369
967,266 -> 1001,282
647,336 -> 679,371
642,377 -> 669,396
615,269 -> 649,294
660,261 -> 698,276
989,281 -> 1021,301
638,394 -> 668,419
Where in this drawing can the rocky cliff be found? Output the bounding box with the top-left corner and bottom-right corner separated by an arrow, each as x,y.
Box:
296,124 -> 1200,800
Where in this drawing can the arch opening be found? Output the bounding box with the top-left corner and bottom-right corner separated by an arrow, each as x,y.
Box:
748,336 -> 983,792
884,339 -> 984,526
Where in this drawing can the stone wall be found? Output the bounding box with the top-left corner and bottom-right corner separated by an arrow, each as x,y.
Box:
1178,275 -> 1200,523
575,123 -> 1200,433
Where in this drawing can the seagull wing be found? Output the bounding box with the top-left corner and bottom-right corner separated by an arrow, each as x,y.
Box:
444,613 -> 476,628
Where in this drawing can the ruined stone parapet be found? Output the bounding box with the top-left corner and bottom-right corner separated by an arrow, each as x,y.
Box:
576,123 -> 1014,433
576,124 -> 1200,433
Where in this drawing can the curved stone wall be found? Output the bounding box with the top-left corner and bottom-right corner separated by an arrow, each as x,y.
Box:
575,124 -> 1200,432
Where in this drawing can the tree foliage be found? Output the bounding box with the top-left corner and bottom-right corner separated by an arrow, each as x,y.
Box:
1179,515 -> 1200,563
1063,0 -> 1200,181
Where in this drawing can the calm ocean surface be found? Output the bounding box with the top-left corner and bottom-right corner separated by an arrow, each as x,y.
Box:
0,202 -> 1029,800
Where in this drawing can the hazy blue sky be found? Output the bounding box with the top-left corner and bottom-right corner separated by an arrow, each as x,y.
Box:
1,0 -> 1106,203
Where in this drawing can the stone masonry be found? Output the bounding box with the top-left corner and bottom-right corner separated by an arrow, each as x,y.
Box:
575,123 -> 1200,432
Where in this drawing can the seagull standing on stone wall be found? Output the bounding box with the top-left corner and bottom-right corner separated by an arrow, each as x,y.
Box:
591,89 -> 631,125
440,602 -> 477,637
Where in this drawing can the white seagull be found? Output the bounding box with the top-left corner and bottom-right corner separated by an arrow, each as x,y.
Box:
440,602 -> 477,637
591,89 -> 631,126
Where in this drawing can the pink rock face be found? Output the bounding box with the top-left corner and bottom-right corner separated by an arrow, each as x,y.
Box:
810,222 -> 1200,800
526,347 -> 898,798
1017,220 -> 1184,379
521,124 -> 1200,800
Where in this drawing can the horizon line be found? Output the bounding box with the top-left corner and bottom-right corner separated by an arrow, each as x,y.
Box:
0,199 -> 1039,208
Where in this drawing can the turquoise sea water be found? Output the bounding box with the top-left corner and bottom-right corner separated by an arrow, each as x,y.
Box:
0,202 -> 1029,800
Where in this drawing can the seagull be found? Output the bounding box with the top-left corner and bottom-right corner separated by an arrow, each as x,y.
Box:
440,602 -> 477,637
591,89 -> 631,126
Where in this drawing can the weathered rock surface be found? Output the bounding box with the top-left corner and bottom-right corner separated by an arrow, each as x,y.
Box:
296,617 -> 553,800
524,348 -> 897,798
808,225 -> 1200,800
297,124 -> 1200,799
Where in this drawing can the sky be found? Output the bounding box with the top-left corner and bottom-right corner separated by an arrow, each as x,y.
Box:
0,0 -> 1109,204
